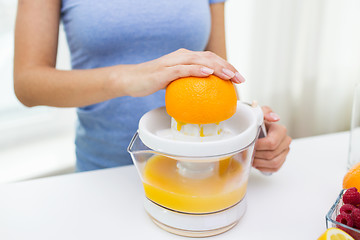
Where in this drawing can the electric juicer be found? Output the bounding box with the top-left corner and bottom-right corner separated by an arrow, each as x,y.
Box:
128,100 -> 265,237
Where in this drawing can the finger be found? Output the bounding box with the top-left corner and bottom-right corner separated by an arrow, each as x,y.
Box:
255,135 -> 291,160
261,106 -> 280,122
164,49 -> 245,83
213,61 -> 246,84
264,112 -> 280,122
252,147 -> 290,171
165,64 -> 215,81
194,51 -> 243,82
255,123 -> 288,151
232,72 -> 246,84
261,106 -> 273,115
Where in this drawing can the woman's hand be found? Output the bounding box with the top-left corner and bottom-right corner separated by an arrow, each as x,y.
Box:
112,48 -> 245,97
252,106 -> 292,173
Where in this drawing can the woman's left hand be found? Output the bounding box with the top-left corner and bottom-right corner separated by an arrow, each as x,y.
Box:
252,106 -> 292,173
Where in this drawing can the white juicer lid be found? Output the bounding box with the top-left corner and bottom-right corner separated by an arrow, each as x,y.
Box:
138,102 -> 264,157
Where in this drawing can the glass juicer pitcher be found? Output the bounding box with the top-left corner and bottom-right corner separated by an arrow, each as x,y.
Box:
128,101 -> 264,237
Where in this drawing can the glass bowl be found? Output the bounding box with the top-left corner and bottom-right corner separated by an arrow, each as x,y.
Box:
326,189 -> 360,239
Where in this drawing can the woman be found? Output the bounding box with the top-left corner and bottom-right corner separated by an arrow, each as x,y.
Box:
14,0 -> 291,172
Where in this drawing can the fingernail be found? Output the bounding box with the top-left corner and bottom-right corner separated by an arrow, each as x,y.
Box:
232,78 -> 241,84
235,72 -> 246,83
222,68 -> 235,79
200,67 -> 214,75
268,112 -> 280,121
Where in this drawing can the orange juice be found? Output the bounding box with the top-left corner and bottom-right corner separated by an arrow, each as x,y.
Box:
143,155 -> 247,213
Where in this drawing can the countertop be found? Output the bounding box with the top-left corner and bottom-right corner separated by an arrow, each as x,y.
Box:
0,132 -> 349,239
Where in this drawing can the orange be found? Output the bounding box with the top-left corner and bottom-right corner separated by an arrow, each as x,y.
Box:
165,75 -> 237,124
343,162 -> 360,190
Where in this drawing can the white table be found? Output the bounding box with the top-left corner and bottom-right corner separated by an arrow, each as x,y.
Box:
0,132 -> 350,239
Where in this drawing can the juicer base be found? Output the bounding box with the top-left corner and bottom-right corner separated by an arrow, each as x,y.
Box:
144,196 -> 247,237
150,215 -> 239,238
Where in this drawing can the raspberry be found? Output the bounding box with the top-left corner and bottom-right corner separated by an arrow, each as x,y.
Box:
343,189 -> 360,206
352,208 -> 360,229
340,204 -> 357,215
336,212 -> 354,227
348,187 -> 358,192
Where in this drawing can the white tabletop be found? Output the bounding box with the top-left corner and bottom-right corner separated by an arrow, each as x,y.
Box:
0,132 -> 350,240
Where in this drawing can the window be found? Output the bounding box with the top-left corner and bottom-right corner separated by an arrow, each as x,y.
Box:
0,0 -> 76,182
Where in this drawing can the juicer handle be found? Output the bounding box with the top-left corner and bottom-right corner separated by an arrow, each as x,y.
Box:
251,101 -> 272,176
258,125 -> 272,176
259,122 -> 267,139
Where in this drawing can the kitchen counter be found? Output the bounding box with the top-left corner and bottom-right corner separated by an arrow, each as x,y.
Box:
0,132 -> 349,239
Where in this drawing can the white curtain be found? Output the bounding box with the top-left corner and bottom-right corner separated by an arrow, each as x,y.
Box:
226,0 -> 360,138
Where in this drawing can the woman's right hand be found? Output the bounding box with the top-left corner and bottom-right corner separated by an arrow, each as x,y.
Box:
109,48 -> 245,98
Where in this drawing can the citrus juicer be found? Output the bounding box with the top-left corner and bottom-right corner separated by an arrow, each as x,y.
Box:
128,101 -> 265,237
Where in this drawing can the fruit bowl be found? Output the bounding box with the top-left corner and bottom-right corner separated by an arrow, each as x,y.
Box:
326,189 -> 360,239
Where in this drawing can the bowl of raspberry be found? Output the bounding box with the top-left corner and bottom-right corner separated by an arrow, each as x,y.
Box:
326,187 -> 360,239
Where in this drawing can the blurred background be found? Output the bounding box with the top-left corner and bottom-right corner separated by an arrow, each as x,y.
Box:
1,0 -> 360,183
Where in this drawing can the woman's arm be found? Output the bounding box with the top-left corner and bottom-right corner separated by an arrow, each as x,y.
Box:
14,0 -> 241,108
14,0 -> 125,107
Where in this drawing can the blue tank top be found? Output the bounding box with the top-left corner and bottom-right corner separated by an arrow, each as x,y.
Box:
61,0 -> 225,171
